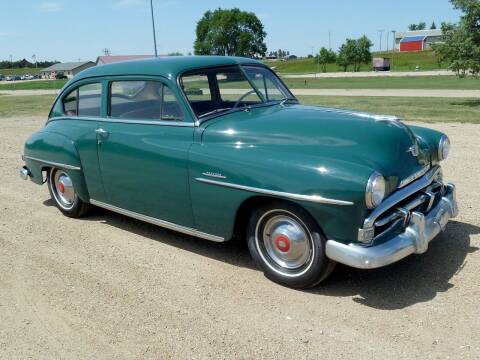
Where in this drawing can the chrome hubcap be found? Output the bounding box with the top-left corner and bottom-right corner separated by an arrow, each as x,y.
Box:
262,214 -> 312,270
52,170 -> 76,209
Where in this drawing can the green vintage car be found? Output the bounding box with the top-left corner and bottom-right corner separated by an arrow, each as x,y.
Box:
20,56 -> 458,288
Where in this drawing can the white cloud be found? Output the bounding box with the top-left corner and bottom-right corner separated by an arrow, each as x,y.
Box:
36,1 -> 63,12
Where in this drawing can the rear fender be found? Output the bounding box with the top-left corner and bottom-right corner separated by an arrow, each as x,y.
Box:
23,130 -> 90,201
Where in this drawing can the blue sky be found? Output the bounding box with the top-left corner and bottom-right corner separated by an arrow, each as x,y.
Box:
1,0 -> 461,62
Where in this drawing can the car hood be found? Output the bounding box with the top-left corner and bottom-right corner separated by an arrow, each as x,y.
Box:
201,104 -> 431,186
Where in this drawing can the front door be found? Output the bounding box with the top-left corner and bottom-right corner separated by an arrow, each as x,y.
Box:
97,79 -> 195,227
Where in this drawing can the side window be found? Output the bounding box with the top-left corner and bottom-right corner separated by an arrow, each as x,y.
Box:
62,83 -> 102,117
180,75 -> 212,102
162,86 -> 183,121
63,89 -> 77,116
109,80 -> 183,121
78,83 -> 102,117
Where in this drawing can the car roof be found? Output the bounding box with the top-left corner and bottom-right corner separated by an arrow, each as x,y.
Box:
75,56 -> 263,81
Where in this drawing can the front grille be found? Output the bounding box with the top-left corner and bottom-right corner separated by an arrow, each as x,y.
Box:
373,181 -> 445,239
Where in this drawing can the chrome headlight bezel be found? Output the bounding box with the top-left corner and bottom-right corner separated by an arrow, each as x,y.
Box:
365,172 -> 386,209
438,135 -> 450,161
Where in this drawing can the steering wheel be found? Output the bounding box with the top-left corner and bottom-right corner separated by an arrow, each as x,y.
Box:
232,90 -> 257,109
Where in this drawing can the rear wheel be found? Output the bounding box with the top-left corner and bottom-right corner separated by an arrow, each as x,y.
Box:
47,168 -> 90,218
247,202 -> 335,289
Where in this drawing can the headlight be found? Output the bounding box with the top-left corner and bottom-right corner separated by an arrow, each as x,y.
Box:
365,172 -> 386,209
438,135 -> 450,161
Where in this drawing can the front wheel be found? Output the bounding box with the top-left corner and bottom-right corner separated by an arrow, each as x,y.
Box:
247,202 -> 335,289
47,168 -> 90,218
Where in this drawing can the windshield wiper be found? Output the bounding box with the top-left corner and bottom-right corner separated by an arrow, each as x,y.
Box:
198,107 -> 233,118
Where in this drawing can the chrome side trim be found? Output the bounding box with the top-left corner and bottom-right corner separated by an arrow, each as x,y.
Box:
89,199 -> 225,243
47,116 -> 194,127
194,177 -> 354,206
22,155 -> 81,171
363,166 -> 441,229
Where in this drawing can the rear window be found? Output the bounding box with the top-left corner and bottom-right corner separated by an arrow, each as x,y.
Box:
109,80 -> 183,121
62,83 -> 102,117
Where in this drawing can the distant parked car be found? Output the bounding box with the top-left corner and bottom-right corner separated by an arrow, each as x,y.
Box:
55,74 -> 68,80
13,75 -> 21,81
22,74 -> 35,80
0,74 -> 4,81
5,75 -> 14,81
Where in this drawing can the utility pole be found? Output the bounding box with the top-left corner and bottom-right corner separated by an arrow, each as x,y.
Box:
9,55 -> 12,68
378,30 -> 385,52
386,32 -> 390,52
150,0 -> 158,57
392,30 -> 396,51
391,30 -> 396,71
328,31 -> 332,50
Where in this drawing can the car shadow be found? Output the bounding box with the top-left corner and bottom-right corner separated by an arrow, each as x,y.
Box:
309,221 -> 479,310
43,199 -> 478,310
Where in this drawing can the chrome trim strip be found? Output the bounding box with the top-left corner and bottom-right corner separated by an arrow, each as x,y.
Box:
363,166 -> 441,229
22,155 -> 81,171
194,177 -> 354,206
47,116 -> 194,127
89,199 -> 225,242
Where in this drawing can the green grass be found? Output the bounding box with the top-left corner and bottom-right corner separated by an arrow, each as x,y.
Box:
0,80 -> 66,90
0,95 -> 55,118
265,50 -> 444,74
0,94 -> 478,123
297,96 -> 480,123
1,76 -> 478,91
283,76 -> 480,90
0,67 -> 41,76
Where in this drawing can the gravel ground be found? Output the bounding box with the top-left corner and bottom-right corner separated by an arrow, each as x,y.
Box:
0,116 -> 479,359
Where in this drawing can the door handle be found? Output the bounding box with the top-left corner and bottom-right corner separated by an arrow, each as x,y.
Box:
95,128 -> 109,138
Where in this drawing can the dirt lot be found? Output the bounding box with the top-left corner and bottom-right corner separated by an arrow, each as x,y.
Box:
1,116 -> 479,359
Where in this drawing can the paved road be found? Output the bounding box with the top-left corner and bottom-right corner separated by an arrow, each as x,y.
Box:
282,70 -> 455,78
0,116 -> 479,359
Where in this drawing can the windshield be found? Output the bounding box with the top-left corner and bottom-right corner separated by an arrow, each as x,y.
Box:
179,65 -> 295,119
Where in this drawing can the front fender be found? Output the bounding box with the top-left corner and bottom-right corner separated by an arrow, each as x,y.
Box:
409,125 -> 444,165
23,130 -> 89,201
189,142 -> 373,243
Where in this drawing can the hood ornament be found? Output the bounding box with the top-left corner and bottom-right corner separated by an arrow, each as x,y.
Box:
407,143 -> 420,157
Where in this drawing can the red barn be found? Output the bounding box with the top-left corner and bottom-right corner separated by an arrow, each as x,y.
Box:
399,35 -> 427,52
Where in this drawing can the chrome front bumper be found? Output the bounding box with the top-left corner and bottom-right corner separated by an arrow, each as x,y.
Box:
325,183 -> 458,269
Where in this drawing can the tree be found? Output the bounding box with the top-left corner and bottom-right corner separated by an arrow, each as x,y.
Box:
434,0 -> 480,77
430,21 -> 437,29
408,22 -> 427,31
336,36 -> 373,72
315,47 -> 336,72
194,8 -> 267,57
336,44 -> 350,72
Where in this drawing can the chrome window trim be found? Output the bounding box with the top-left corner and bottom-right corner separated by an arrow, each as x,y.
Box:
194,177 -> 354,206
362,166 -> 442,229
90,199 -> 225,242
22,155 -> 81,171
47,116 -> 194,127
